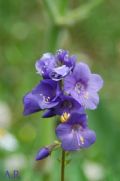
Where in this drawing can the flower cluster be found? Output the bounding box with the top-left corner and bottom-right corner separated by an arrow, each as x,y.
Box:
23,49 -> 103,160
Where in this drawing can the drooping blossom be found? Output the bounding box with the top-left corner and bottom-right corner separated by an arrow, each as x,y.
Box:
43,95 -> 84,118
23,92 -> 41,115
56,112 -> 96,151
23,79 -> 61,116
64,63 -> 103,109
32,79 -> 61,109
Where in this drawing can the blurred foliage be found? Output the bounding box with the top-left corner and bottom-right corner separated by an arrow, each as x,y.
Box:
0,0 -> 120,180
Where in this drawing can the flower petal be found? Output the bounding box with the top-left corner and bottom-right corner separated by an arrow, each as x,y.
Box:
67,113 -> 87,127
23,92 -> 41,115
79,128 -> 96,148
83,91 -> 99,110
73,63 -> 91,82
42,109 -> 56,118
35,53 -> 55,78
50,65 -> 70,81
56,124 -> 80,151
64,75 -> 76,94
89,74 -> 104,92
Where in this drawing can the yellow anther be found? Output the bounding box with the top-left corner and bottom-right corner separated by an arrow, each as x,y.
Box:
60,112 -> 70,123
80,136 -> 84,144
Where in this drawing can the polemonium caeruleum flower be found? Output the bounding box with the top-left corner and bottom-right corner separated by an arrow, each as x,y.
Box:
32,79 -> 61,109
35,49 -> 76,81
23,79 -> 61,115
43,95 -> 84,118
64,63 -> 103,109
56,112 -> 96,151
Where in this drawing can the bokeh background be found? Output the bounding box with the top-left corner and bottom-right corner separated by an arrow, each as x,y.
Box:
0,0 -> 120,180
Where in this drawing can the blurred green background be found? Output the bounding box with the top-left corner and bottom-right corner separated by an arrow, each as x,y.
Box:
0,0 -> 120,180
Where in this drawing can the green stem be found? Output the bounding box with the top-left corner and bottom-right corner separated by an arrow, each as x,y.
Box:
61,150 -> 65,181
47,24 -> 61,52
43,0 -> 59,23
59,0 -> 69,15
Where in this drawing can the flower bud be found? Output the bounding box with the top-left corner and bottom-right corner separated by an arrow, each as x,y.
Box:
36,147 -> 50,160
36,141 -> 61,161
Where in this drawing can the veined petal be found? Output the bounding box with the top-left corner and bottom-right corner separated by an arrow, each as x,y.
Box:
64,75 -> 76,94
73,63 -> 91,82
56,123 -> 80,151
78,128 -> 96,148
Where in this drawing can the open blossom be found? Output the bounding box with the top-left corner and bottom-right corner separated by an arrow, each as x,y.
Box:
64,63 -> 103,109
23,92 -> 42,115
56,112 -> 96,151
23,79 -> 61,116
35,49 -> 76,81
43,95 -> 84,118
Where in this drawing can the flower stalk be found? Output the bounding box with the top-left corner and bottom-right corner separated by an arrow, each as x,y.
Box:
61,150 -> 66,181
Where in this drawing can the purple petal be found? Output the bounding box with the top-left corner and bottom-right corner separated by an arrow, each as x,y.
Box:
70,89 -> 99,110
23,92 -> 41,115
32,80 -> 57,98
56,49 -> 68,61
42,109 -> 56,118
68,113 -> 87,127
73,63 -> 91,82
89,74 -> 104,92
79,128 -> 96,148
64,75 -> 76,94
40,101 -> 59,109
54,95 -> 85,115
56,124 -> 80,151
56,123 -> 72,139
35,53 -> 55,78
83,91 -> 99,110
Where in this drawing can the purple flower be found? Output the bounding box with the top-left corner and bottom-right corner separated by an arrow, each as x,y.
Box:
43,95 -> 84,118
32,79 -> 61,109
35,53 -> 56,79
56,113 -> 96,151
64,63 -> 103,110
54,95 -> 84,115
23,92 -> 41,116
42,108 -> 56,118
36,147 -> 50,160
35,49 -> 76,81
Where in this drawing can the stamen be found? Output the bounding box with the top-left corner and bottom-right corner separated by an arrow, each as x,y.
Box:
43,96 -> 51,103
80,136 -> 84,144
75,82 -> 82,94
60,112 -> 70,123
84,92 -> 89,99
